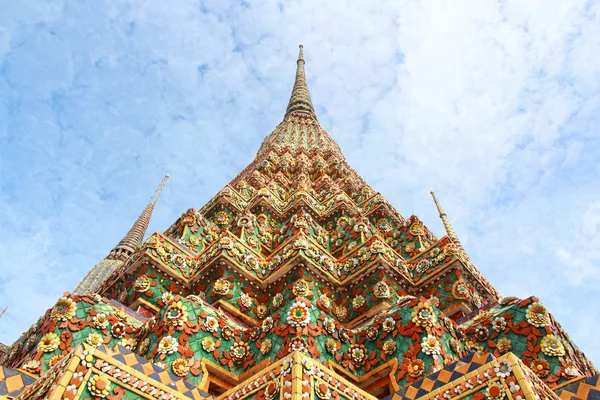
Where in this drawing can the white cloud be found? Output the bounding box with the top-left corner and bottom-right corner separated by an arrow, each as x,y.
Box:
1,0 -> 599,364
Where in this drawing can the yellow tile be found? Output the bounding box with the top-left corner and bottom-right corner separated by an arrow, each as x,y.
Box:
405,386 -> 419,400
4,375 -> 24,393
58,371 -> 73,387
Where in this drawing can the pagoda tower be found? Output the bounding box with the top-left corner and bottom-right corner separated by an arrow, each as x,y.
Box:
0,46 -> 598,400
72,174 -> 169,296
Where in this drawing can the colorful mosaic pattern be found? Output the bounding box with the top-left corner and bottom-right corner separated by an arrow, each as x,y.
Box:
0,366 -> 36,398
392,352 -> 562,400
556,375 -> 600,400
1,294 -> 145,377
1,47 -> 598,400
459,296 -> 597,389
12,343 -> 208,400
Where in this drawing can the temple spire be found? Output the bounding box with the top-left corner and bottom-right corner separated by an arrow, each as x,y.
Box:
285,45 -> 317,118
430,191 -> 463,248
73,175 -> 169,294
108,174 -> 169,261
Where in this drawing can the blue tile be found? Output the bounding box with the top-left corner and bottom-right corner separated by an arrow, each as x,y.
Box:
0,381 -> 8,395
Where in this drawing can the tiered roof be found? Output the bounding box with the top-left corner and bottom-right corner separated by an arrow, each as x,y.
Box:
0,46 -> 596,400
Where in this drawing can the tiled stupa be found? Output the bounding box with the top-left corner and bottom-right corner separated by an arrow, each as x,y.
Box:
1,46 -> 598,400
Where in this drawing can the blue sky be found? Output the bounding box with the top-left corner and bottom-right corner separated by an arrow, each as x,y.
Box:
1,0 -> 599,363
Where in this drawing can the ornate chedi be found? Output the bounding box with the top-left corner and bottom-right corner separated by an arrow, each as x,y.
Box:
72,174 -> 170,298
0,46 -> 598,400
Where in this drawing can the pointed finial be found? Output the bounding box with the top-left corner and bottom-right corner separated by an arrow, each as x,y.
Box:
108,174 -> 169,260
430,191 -> 462,247
73,175 -> 169,294
285,45 -> 316,118
150,174 -> 169,207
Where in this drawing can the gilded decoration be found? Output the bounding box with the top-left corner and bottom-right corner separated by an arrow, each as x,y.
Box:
1,46 -> 597,400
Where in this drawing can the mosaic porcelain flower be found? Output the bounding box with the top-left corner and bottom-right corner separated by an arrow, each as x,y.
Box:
319,294 -> 331,309
421,334 -> 441,355
139,338 -> 150,355
486,382 -> 505,400
407,359 -> 425,378
81,350 -> 95,368
255,303 -> 269,319
374,281 -> 391,298
237,214 -> 254,229
265,379 -> 281,400
354,221 -> 368,233
383,339 -> 397,355
541,335 -> 565,357
240,292 -> 253,308
38,332 -> 60,353
158,336 -> 179,355
248,326 -> 260,341
494,359 -> 512,378
51,297 -> 76,321
214,278 -> 230,295
492,317 -> 507,332
261,316 -> 274,333
215,211 -> 229,225
339,328 -> 350,343
475,326 -> 489,341
452,280 -> 471,300
352,295 -> 365,310
290,337 -> 307,352
315,380 -> 331,400
88,374 -> 111,398
293,279 -> 310,297
564,360 -> 581,377
161,291 -> 175,305
382,317 -> 395,332
230,341 -> 250,363
172,357 -> 190,377
526,302 -> 551,328
166,301 -> 188,327
325,338 -> 338,354
48,355 -> 62,368
366,327 -> 378,341
497,337 -> 512,354
323,318 -> 336,334
334,304 -> 348,321
412,301 -> 436,328
133,275 -> 151,293
120,337 -> 137,350
428,296 -> 441,308
272,292 -> 284,308
449,338 -> 461,354
465,340 -> 484,354
22,359 -> 41,373
287,300 -> 310,327
222,326 -> 234,341
370,240 -> 386,254
530,358 -> 550,378
113,307 -> 128,322
348,344 -> 367,366
201,337 -> 215,352
260,339 -> 272,355
203,316 -> 223,334
111,322 -> 127,338
86,332 -> 104,348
